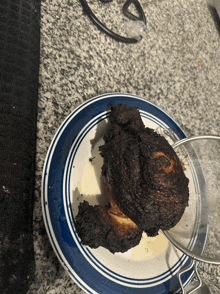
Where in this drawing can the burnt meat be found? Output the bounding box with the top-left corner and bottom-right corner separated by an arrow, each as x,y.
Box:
75,103 -> 189,253
75,199 -> 142,253
99,104 -> 189,237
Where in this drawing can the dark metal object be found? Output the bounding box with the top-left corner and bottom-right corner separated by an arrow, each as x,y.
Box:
123,0 -> 146,23
79,0 -> 146,43
99,0 -> 113,3
207,0 -> 220,34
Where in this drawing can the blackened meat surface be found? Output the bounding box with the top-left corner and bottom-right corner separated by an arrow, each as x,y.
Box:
75,103 -> 189,253
75,201 -> 142,253
100,104 -> 189,237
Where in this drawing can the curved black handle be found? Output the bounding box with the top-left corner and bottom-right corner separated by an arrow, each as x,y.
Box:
79,0 -> 143,43
123,0 -> 146,24
99,0 -> 113,3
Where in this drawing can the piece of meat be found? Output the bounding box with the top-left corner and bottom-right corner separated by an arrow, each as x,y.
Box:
99,104 -> 189,237
74,197 -> 142,253
75,103 -> 189,253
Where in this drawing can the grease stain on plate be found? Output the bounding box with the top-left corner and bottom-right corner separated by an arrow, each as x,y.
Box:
131,231 -> 169,260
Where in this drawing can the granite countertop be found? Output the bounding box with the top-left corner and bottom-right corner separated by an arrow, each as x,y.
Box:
27,0 -> 220,293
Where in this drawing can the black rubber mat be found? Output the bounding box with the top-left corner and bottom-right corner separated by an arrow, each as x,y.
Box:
0,0 -> 41,293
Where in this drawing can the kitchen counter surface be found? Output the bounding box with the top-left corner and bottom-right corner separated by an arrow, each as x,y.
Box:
28,0 -> 220,293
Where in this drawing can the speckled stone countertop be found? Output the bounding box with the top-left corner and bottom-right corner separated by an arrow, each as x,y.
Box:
27,0 -> 220,293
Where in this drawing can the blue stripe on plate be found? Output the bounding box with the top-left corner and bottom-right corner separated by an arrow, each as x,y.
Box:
42,94 -> 201,294
64,112 -> 188,285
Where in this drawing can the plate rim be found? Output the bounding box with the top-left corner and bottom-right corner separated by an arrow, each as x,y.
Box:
41,93 -> 197,294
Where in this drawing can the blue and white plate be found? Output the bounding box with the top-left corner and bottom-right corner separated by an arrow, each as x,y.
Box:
42,93 -> 200,294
